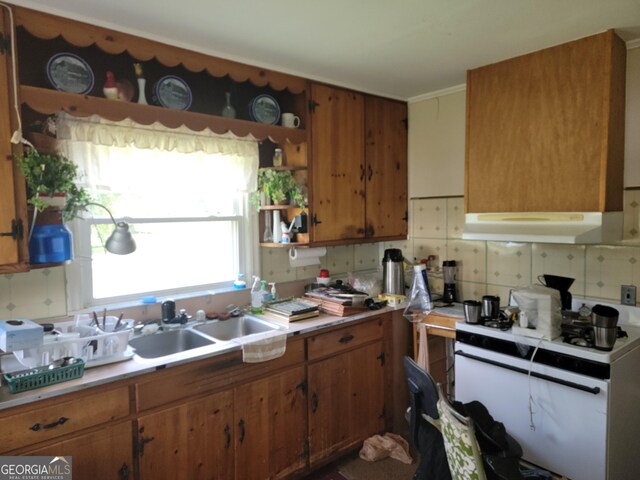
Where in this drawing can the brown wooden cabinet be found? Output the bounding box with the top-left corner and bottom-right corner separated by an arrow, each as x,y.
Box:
137,389 -> 234,479
309,84 -> 408,243
26,422 -> 133,480
0,384 -> 132,478
365,96 -> 408,239
306,320 -> 386,466
0,6 -> 28,272
136,366 -> 306,480
465,29 -> 626,214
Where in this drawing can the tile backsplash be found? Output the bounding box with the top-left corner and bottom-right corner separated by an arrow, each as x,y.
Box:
402,192 -> 640,305
6,191 -> 640,320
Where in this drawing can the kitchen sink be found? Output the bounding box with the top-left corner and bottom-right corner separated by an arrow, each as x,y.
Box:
193,315 -> 281,341
129,328 -> 215,359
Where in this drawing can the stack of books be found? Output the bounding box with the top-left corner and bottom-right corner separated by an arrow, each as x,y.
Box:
303,294 -> 369,317
264,298 -> 320,322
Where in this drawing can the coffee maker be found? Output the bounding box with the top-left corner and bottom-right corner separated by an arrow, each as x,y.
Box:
442,260 -> 457,303
538,274 -> 574,311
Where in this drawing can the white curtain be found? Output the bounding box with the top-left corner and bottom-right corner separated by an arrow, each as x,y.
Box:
55,113 -> 259,194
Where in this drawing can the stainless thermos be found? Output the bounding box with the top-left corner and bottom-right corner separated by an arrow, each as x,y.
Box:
382,248 -> 405,295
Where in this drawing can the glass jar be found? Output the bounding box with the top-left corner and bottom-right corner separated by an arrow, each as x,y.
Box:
273,148 -> 284,167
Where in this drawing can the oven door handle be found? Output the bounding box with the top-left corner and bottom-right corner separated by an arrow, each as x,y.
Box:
455,350 -> 601,395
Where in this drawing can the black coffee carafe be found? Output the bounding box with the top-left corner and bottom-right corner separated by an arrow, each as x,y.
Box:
538,274 -> 574,311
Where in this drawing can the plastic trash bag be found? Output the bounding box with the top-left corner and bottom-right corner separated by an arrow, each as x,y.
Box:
404,265 -> 433,323
359,433 -> 413,464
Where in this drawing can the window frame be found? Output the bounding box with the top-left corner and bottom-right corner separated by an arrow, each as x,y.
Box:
65,188 -> 259,312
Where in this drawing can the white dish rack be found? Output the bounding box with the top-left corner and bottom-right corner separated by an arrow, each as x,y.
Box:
11,319 -> 133,370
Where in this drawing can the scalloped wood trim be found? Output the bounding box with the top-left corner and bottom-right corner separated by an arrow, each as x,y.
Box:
15,6 -> 307,94
21,86 -> 308,145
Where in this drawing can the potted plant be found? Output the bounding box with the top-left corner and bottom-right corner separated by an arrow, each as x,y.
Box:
17,148 -> 91,223
17,148 -> 92,264
251,169 -> 306,210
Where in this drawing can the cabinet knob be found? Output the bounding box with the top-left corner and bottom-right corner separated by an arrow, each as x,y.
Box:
224,424 -> 231,449
0,219 -> 23,240
311,393 -> 319,414
118,463 -> 129,480
138,435 -> 155,456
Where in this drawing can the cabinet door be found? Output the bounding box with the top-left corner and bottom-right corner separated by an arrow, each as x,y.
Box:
234,365 -> 307,479
137,390 -> 234,480
365,96 -> 408,239
466,30 -> 625,213
0,7 -> 25,269
310,83 -> 365,242
26,421 -> 133,480
307,341 -> 385,466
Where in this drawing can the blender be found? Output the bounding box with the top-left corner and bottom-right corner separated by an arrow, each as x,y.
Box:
442,260 -> 457,303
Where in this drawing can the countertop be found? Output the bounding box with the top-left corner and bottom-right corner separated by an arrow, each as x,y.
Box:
0,305 -> 403,411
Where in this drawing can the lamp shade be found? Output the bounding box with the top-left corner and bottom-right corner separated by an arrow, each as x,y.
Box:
105,221 -> 136,255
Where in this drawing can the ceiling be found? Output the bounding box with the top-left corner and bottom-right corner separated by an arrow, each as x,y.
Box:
16,0 -> 640,100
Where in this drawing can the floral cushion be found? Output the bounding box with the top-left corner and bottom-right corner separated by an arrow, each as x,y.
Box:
437,398 -> 487,480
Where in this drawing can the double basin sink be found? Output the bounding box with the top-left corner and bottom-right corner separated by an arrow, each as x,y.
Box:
128,315 -> 283,360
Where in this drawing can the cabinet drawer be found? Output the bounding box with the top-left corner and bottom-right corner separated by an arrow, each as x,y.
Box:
0,386 -> 130,453
307,319 -> 383,361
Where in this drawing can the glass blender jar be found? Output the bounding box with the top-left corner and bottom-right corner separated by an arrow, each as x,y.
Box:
442,260 -> 457,303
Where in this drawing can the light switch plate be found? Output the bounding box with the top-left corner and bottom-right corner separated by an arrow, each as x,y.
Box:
621,285 -> 637,306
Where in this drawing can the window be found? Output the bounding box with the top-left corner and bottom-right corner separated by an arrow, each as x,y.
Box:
60,115 -> 259,310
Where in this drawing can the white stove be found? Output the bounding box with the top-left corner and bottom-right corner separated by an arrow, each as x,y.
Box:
456,320 -> 640,365
454,302 -> 640,480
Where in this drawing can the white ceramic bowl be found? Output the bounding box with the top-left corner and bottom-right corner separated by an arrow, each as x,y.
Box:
316,277 -> 331,285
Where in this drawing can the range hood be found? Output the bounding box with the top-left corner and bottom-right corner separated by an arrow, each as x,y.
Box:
462,212 -> 623,244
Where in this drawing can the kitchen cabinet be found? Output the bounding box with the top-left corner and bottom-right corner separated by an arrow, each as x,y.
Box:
135,342 -> 307,480
465,29 -> 626,213
365,95 -> 408,238
137,390 -> 234,479
0,384 -> 132,478
309,84 -> 408,243
25,422 -> 133,480
0,6 -> 28,272
307,319 -> 386,465
408,90 -> 465,198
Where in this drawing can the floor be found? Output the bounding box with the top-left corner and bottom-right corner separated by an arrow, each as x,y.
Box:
305,450 -> 418,480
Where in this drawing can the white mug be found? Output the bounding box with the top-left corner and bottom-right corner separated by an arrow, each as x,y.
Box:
281,113 -> 300,128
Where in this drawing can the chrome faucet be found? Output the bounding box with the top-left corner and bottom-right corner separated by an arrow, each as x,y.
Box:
163,308 -> 191,325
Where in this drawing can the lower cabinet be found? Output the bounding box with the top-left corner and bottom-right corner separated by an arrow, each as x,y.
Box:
26,421 -> 134,480
307,320 -> 386,466
136,365 -> 307,480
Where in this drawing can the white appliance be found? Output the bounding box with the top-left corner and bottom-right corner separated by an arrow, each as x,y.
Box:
462,211 -> 623,244
455,315 -> 640,480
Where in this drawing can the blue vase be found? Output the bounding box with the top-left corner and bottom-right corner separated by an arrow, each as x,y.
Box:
29,224 -> 74,264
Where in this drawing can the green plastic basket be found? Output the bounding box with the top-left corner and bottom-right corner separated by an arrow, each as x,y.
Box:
3,359 -> 85,394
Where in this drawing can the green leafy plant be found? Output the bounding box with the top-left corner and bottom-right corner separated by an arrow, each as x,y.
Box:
17,148 -> 92,222
251,169 -> 306,210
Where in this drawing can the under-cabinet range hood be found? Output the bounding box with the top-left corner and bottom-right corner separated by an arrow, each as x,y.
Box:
462,212 -> 623,244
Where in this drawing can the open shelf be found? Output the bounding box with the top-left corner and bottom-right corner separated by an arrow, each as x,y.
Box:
21,86 -> 308,145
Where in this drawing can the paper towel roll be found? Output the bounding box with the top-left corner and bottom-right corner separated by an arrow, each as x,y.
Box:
289,247 -> 327,267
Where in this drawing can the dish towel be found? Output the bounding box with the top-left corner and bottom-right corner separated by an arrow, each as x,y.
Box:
233,333 -> 287,363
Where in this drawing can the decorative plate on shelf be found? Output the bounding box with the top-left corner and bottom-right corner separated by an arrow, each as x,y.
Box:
46,53 -> 94,94
249,94 -> 280,125
153,75 -> 192,110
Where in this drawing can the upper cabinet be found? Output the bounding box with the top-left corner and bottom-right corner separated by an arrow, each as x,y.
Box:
0,7 -> 28,273
408,90 -> 465,198
309,84 -> 407,244
465,30 -> 626,213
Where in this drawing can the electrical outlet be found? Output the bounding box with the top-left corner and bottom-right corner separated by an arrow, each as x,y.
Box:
621,285 -> 637,306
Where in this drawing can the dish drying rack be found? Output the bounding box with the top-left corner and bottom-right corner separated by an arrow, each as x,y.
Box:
10,319 -> 133,371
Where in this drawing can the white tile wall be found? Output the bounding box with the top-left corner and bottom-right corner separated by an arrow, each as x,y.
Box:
9,192 -> 640,320
0,267 -> 67,320
408,195 -> 640,305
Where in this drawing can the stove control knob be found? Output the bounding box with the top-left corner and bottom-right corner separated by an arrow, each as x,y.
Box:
469,335 -> 479,346
481,337 -> 492,349
573,359 -> 583,371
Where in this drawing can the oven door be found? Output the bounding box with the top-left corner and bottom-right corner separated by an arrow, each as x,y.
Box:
455,342 -> 608,480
